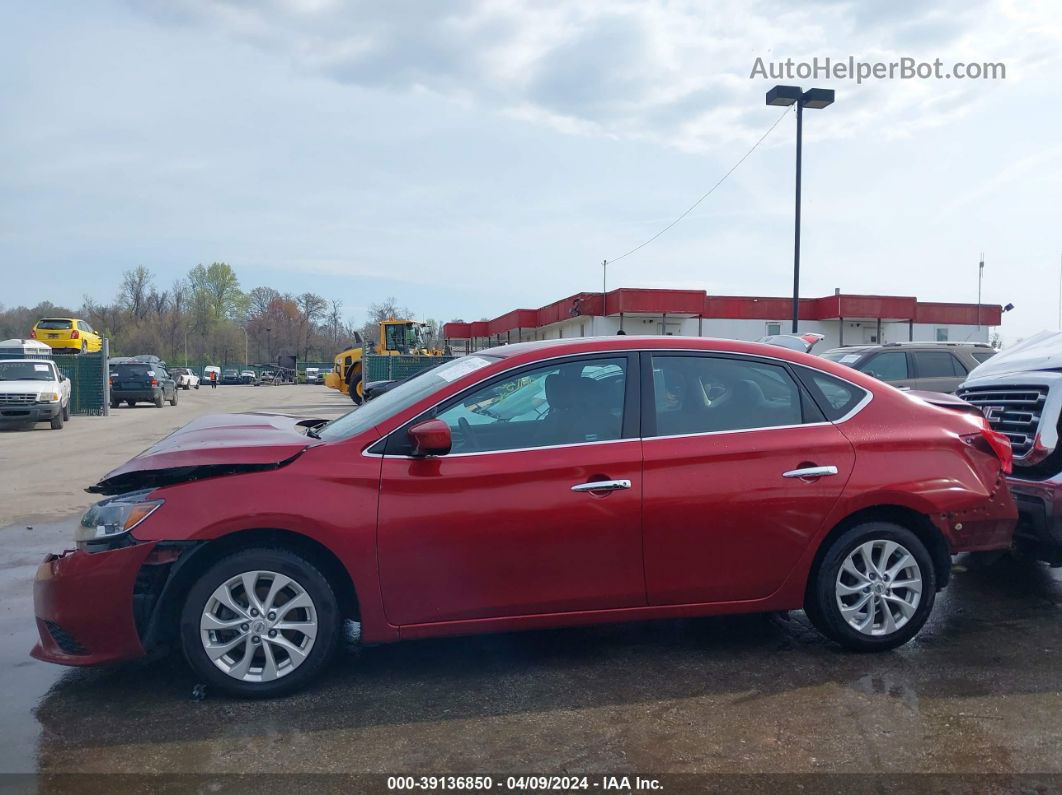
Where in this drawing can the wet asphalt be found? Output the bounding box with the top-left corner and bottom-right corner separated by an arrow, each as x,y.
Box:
0,516 -> 1059,786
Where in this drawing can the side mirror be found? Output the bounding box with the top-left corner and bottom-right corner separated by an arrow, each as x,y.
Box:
407,419 -> 452,457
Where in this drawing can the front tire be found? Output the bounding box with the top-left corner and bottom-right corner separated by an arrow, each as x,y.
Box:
179,548 -> 340,698
805,522 -> 935,652
348,372 -> 363,405
62,402 -> 70,421
49,409 -> 64,430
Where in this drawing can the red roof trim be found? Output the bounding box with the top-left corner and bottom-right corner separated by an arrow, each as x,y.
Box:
442,289 -> 1003,338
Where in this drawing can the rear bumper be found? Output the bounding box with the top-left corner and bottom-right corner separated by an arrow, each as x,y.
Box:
31,543 -> 155,666
111,389 -> 160,402
0,402 -> 60,422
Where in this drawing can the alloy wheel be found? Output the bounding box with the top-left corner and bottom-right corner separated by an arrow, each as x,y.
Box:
835,539 -> 922,636
200,570 -> 318,682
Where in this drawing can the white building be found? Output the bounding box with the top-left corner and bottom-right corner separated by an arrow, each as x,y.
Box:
443,288 -> 1001,351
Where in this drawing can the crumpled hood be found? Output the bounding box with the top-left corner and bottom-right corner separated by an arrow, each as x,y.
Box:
89,412 -> 324,495
967,330 -> 1062,379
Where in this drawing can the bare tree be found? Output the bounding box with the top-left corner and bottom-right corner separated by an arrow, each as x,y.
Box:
119,265 -> 153,320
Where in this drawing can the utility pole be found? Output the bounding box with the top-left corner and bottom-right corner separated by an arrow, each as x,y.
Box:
1058,252 -> 1061,330
601,259 -> 607,336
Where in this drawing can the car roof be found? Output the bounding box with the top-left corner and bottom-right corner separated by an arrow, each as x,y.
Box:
479,335 -> 817,360
823,343 -> 987,355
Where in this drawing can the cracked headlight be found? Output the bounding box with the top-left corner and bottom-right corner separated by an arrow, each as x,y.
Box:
76,490 -> 163,545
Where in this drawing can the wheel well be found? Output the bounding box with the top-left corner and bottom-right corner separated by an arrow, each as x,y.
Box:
806,506 -> 952,594
142,528 -> 360,652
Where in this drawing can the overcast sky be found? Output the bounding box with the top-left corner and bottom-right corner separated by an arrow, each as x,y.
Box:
3,0 -> 1061,341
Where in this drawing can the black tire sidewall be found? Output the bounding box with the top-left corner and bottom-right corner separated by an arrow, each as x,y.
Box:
179,548 -> 340,698
809,522 -> 936,652
349,373 -> 363,405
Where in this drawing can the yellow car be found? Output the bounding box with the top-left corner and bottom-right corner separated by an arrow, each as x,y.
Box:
32,317 -> 102,354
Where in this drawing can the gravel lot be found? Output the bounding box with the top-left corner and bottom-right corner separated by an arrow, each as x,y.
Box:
0,384 -> 1059,790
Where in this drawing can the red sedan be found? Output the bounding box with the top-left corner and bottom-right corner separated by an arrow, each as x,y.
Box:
32,337 -> 1017,697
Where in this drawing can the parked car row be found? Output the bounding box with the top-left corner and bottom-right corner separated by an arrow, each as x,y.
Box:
32,336 -> 1018,698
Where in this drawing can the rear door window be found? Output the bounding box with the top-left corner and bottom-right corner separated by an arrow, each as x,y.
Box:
648,355 -> 805,436
912,351 -> 966,377
861,351 -> 908,382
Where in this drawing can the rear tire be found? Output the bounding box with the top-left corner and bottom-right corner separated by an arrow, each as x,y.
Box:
110,398 -> 119,409
805,522 -> 936,652
170,390 -> 178,406
126,400 -> 136,407
179,548 -> 340,698
154,393 -> 164,408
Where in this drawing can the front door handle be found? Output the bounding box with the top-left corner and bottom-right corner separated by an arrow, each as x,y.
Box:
782,466 -> 838,479
571,479 -> 632,493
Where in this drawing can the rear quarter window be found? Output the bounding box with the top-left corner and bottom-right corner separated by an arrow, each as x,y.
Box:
796,366 -> 870,421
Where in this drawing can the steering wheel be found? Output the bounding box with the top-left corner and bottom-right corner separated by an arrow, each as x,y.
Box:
457,417 -> 480,451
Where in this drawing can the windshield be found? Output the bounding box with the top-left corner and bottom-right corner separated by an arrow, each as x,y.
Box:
820,351 -> 864,366
0,361 -> 56,381
316,355 -> 499,442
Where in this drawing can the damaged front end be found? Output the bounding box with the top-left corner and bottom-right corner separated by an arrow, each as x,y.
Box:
87,453 -> 305,496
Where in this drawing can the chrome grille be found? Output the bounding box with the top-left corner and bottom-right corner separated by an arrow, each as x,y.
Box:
0,393 -> 35,405
956,384 -> 1048,458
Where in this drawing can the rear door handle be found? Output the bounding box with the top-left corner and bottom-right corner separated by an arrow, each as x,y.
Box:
571,479 -> 632,493
782,466 -> 838,479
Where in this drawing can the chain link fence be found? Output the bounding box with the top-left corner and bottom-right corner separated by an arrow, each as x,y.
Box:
365,355 -> 455,382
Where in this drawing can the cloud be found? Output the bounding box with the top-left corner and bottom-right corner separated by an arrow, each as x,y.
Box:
131,0 -> 1060,153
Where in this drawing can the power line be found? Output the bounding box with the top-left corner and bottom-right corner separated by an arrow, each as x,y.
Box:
604,105 -> 794,266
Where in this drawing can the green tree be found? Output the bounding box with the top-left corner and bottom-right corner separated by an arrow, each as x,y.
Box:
189,262 -> 245,322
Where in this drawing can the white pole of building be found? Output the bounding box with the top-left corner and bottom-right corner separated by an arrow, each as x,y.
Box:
1057,252 -> 1061,330
977,253 -> 983,331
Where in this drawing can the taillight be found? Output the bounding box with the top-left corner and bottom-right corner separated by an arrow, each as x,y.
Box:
980,420 -> 1013,474
70,329 -> 79,339
150,378 -> 158,386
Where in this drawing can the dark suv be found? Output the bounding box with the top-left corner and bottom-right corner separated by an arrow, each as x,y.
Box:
109,362 -> 178,408
820,342 -> 995,394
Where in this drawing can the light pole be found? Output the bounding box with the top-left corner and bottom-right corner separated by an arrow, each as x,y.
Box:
240,325 -> 249,366
766,85 -> 835,333
265,327 -> 272,365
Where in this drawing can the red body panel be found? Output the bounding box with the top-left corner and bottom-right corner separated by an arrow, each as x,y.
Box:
642,423 -> 855,604
378,441 -> 645,625
31,336 -> 1018,668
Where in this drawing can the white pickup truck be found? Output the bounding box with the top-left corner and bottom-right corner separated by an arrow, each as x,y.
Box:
0,358 -> 71,430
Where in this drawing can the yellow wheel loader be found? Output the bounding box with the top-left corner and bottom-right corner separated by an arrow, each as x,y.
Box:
324,320 -> 443,405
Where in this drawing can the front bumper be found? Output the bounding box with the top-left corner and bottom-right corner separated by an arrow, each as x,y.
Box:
1007,476 -> 1062,564
0,402 -> 60,422
31,543 -> 156,666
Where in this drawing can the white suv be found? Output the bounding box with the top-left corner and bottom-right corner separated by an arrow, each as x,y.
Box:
0,359 -> 71,430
